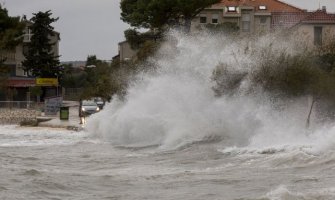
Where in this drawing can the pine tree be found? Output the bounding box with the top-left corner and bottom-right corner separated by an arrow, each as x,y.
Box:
120,0 -> 221,32
0,5 -> 24,51
0,5 -> 24,89
22,10 -> 62,78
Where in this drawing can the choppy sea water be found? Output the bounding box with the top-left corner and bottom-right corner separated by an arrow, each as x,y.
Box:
1,125 -> 335,200
4,31 -> 335,200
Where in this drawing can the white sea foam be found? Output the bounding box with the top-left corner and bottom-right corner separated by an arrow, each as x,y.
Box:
87,31 -> 335,152
264,185 -> 335,200
0,126 -> 91,147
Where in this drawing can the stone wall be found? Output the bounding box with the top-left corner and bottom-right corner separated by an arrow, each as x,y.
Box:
0,109 -> 41,125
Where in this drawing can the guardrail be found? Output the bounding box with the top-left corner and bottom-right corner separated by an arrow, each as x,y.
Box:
0,101 -> 42,110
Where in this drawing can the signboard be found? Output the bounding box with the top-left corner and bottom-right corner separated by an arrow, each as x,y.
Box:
7,77 -> 36,87
36,78 -> 58,86
44,96 -> 62,116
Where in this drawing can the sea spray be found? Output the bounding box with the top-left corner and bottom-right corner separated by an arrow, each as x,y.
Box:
86,31 -> 335,151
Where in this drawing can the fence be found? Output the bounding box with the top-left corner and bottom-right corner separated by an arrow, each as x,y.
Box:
0,101 -> 43,110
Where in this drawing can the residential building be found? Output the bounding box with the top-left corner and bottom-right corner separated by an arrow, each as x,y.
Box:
292,7 -> 335,47
118,41 -> 137,62
192,0 -> 335,50
192,0 -> 305,34
0,21 -> 60,101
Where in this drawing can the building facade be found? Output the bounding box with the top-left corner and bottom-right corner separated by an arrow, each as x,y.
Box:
292,8 -> 335,47
192,0 -> 305,34
192,0 -> 335,45
0,21 -> 60,101
118,41 -> 137,62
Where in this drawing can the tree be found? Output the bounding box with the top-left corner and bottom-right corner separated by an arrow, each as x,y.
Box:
80,55 -> 113,101
22,10 -> 62,78
212,41 -> 335,127
316,37 -> 335,73
0,5 -> 25,96
120,0 -> 220,32
0,5 -> 24,52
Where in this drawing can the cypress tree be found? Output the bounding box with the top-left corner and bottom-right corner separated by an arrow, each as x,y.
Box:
22,10 -> 62,78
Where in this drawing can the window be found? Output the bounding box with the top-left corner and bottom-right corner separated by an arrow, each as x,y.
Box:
242,14 -> 251,32
314,26 -> 323,46
228,6 -> 236,12
200,16 -> 207,24
24,28 -> 33,42
212,14 -> 219,24
259,5 -> 267,10
260,16 -> 267,24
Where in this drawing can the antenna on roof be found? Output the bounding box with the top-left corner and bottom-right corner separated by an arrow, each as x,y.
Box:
319,0 -> 321,9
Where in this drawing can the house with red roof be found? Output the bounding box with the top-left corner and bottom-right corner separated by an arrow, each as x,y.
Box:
292,7 -> 335,47
192,0 -> 305,34
192,0 -> 335,46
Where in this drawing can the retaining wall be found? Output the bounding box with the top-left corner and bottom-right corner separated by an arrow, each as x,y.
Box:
0,109 -> 41,125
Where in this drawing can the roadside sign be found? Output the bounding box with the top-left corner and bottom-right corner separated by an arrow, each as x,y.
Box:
36,78 -> 58,86
44,96 -> 62,116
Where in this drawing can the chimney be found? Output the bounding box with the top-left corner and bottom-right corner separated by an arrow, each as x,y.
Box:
322,6 -> 326,12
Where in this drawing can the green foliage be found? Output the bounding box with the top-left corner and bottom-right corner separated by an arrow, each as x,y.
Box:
22,10 -> 62,78
212,41 -> 335,123
124,28 -> 161,50
120,0 -> 220,32
212,41 -> 335,122
251,49 -> 317,97
136,40 -> 158,61
317,37 -> 335,72
124,29 -> 146,49
59,64 -> 87,88
0,5 -> 25,50
0,5 -> 24,91
80,56 -> 113,101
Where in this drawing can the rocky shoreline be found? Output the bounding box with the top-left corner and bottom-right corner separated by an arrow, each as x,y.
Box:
0,109 -> 42,125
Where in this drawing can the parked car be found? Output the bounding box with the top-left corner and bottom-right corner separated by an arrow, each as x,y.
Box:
93,97 -> 105,110
80,100 -> 100,116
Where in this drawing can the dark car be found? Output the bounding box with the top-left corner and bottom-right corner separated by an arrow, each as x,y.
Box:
80,100 -> 100,116
93,97 -> 105,110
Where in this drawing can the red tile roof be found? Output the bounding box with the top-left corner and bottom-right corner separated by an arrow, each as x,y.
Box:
271,12 -> 309,29
213,0 -> 304,12
271,9 -> 335,30
301,9 -> 335,24
208,0 -> 335,29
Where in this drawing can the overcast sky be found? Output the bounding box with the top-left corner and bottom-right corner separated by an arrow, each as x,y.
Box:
4,0 -> 335,62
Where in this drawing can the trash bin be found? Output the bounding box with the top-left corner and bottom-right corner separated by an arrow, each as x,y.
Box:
60,106 -> 69,120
